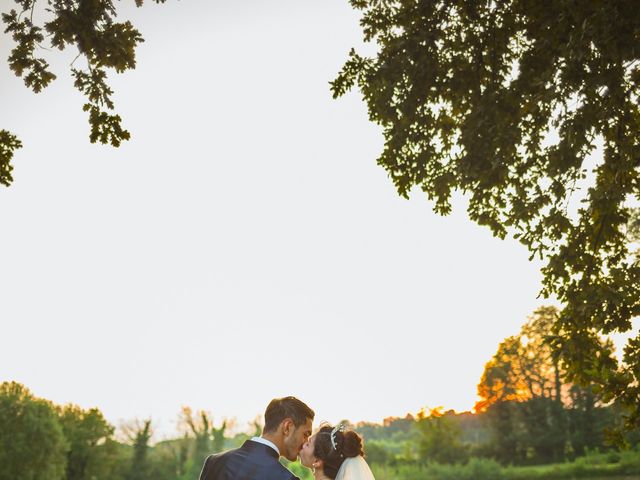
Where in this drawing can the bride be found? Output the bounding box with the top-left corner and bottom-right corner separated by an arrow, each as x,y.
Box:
299,423 -> 375,480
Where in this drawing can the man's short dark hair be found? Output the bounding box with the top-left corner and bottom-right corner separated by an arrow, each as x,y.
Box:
263,396 -> 315,433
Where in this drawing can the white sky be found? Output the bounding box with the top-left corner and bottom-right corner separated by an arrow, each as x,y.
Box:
1,0 -> 559,439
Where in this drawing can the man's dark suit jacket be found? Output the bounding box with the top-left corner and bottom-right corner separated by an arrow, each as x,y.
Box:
199,440 -> 299,480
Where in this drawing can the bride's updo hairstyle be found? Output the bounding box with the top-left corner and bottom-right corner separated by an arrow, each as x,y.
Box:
314,424 -> 364,479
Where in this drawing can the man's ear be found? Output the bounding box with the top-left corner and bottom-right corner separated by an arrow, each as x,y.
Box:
282,418 -> 294,436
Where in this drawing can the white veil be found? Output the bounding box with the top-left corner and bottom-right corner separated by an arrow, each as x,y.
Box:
335,455 -> 376,480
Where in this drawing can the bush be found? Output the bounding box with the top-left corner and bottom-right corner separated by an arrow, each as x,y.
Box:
618,448 -> 640,475
365,440 -> 390,465
605,451 -> 621,464
465,458 -> 505,480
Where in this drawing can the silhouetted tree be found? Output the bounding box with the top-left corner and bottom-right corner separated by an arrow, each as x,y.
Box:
125,419 -> 153,480
476,306 -> 616,463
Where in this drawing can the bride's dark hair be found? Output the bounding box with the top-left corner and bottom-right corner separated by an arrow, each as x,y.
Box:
313,424 -> 364,479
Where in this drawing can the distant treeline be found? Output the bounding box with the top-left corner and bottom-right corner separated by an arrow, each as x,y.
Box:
2,308 -> 639,480
353,306 -> 640,479
2,380 -> 639,480
355,307 -> 640,468
355,403 -> 639,467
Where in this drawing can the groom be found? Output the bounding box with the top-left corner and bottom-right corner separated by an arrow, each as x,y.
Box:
199,396 -> 314,480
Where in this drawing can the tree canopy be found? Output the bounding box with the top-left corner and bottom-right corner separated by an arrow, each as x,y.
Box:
0,382 -> 68,480
57,404 -> 117,480
333,0 -> 640,431
0,381 -> 240,480
476,306 -> 568,411
1,0 -> 166,186
475,306 -> 615,460
415,407 -> 468,464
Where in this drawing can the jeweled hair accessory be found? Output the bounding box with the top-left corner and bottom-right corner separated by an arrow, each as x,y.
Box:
330,424 -> 346,450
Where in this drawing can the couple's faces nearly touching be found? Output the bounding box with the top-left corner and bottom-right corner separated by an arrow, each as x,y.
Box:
299,433 -> 317,468
282,417 -> 313,462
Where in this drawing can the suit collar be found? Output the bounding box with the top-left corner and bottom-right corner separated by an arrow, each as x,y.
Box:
250,436 -> 280,456
243,439 -> 280,459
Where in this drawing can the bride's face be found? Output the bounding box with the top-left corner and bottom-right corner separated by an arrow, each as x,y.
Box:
299,434 -> 316,468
